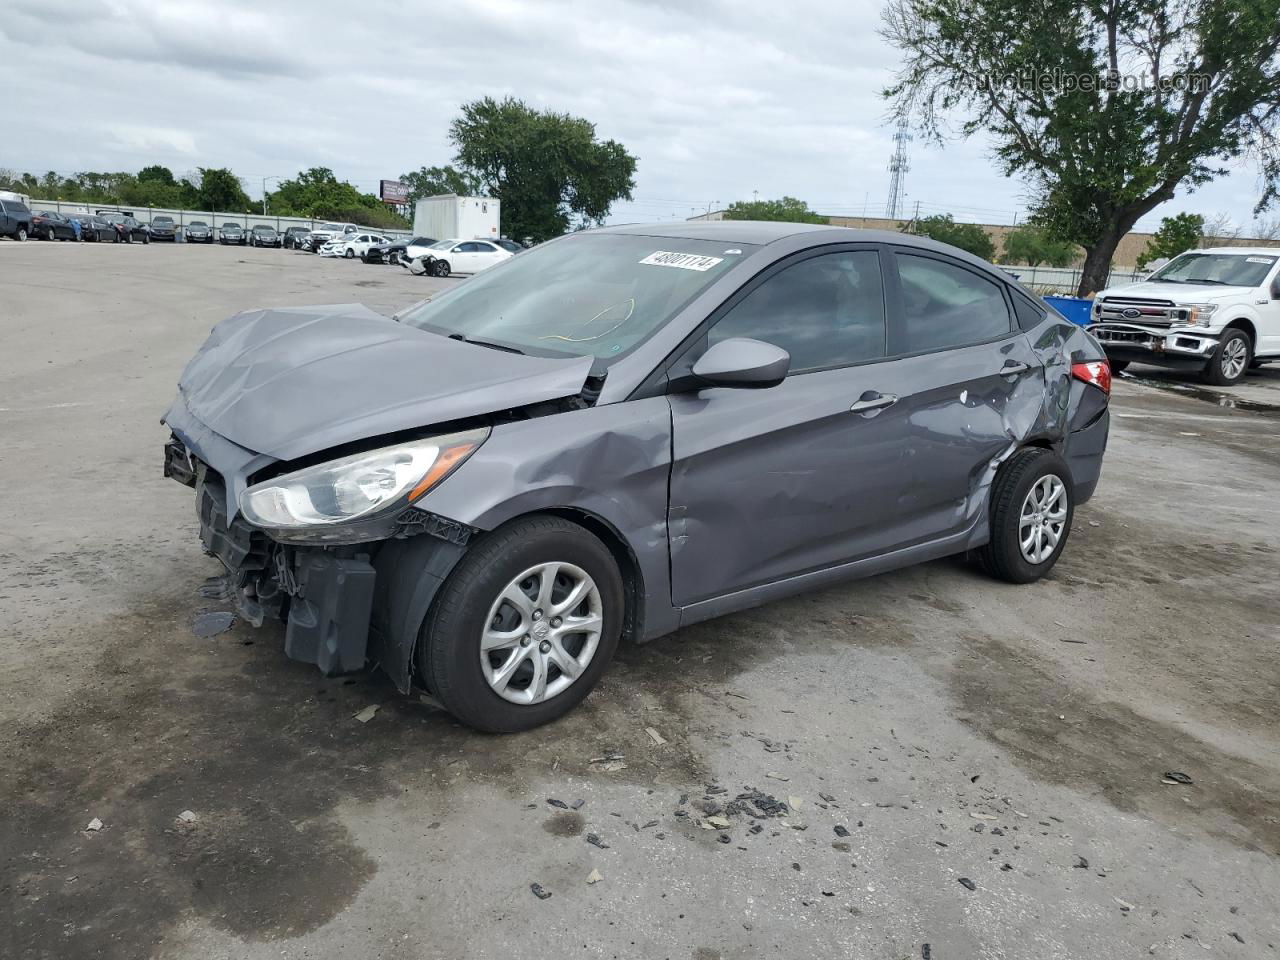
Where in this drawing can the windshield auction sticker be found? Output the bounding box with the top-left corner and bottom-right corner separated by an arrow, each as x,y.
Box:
639,251 -> 725,271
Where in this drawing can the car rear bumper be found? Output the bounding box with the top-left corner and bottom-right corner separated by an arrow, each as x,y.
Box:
1087,322 -> 1218,368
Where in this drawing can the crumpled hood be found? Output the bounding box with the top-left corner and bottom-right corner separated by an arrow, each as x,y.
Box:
173,303 -> 594,462
1101,281 -> 1255,301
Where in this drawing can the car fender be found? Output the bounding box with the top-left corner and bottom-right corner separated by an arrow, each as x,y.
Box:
413,398 -> 680,644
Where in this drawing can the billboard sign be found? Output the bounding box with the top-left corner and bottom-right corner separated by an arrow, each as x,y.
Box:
380,180 -> 409,204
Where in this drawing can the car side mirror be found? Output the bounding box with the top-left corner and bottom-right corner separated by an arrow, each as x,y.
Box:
690,337 -> 790,388
452,246 -> 464,253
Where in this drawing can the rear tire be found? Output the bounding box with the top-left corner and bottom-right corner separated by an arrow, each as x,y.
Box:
418,515 -> 624,733
1109,359 -> 1130,374
977,448 -> 1074,584
1203,328 -> 1251,386
17,226 -> 27,241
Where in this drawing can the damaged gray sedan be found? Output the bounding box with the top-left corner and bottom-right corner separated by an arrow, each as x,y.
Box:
163,222 -> 1111,732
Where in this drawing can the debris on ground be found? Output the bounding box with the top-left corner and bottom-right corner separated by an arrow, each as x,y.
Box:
586,868 -> 603,885
546,798 -> 569,809
1230,932 -> 1245,944
970,812 -> 998,821
958,877 -> 977,891
571,799 -> 585,810
736,789 -> 789,818
1161,771 -> 1193,785
922,944 -> 931,959
834,824 -> 850,837
833,842 -> 851,852
530,883 -> 552,900
85,818 -> 103,832
353,704 -> 380,723
586,833 -> 610,849
1074,855 -> 1089,869
645,727 -> 668,746
176,810 -> 197,824
765,772 -> 790,782
1114,897 -> 1135,912
787,795 -> 804,811
588,753 -> 627,772
819,792 -> 836,803
192,611 -> 235,637
706,815 -> 731,829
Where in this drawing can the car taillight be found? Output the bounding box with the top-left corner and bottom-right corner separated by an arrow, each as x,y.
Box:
1071,360 -> 1111,396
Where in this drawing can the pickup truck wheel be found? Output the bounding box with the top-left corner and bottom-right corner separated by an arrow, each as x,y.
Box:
1109,359 -> 1129,374
16,226 -> 27,241
418,515 -> 623,733
977,448 -> 1073,584
1204,329 -> 1251,386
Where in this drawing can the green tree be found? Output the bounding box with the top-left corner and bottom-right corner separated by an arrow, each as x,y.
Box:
195,168 -> 251,212
448,96 -> 637,242
999,223 -> 1078,267
266,167 -> 409,228
1137,212 -> 1204,268
400,164 -> 483,202
902,213 -> 997,260
721,196 -> 827,224
882,0 -> 1280,295
136,165 -> 176,186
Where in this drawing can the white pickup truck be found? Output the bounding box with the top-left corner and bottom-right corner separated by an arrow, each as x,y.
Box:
1088,247 -> 1280,385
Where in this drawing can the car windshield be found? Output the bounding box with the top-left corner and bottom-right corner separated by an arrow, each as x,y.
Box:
430,240 -> 457,251
223,223 -> 240,229
190,221 -> 207,227
35,211 -> 58,218
399,233 -> 755,364
254,226 -> 274,233
1149,252 -> 1277,287
318,223 -> 343,232
154,217 -> 173,225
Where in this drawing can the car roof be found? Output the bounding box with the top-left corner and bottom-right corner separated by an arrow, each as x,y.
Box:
591,220 -> 1017,282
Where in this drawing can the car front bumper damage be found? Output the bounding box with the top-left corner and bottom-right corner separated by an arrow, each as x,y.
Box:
1087,322 -> 1219,367
166,433 -> 473,690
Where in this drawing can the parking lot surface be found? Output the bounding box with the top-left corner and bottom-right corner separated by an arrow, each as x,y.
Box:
2,241 -> 1279,960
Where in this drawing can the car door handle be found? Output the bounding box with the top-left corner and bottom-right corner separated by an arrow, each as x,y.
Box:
1000,361 -> 1031,376
849,392 -> 898,414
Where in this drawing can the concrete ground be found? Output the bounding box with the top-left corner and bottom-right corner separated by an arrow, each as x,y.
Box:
2,240 -> 1278,960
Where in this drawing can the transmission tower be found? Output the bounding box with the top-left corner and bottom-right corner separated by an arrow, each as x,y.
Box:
885,119 -> 911,219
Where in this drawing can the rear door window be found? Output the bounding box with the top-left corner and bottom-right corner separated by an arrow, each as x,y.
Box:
890,252 -> 1013,355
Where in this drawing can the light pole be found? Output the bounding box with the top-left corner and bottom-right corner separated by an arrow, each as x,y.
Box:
261,175 -> 284,215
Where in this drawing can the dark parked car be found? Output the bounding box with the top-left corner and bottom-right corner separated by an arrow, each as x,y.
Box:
78,215 -> 116,242
0,198 -> 32,240
150,215 -> 178,241
32,210 -> 77,241
218,222 -> 246,245
102,214 -> 150,243
163,222 -> 1111,732
363,235 -> 437,264
250,225 -> 281,248
282,226 -> 310,250
185,221 -> 214,243
491,238 -> 524,254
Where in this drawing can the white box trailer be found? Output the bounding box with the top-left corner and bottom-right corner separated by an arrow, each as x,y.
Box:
413,194 -> 500,242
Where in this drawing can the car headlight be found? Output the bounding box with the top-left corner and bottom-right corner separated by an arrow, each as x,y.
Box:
240,428 -> 488,530
1178,303 -> 1217,326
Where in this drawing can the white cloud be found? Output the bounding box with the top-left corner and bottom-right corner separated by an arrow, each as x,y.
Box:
0,0 -> 1268,232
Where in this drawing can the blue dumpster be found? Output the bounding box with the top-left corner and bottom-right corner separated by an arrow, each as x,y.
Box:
1043,295 -> 1093,327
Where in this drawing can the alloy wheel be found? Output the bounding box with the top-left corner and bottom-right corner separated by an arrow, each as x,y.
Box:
1221,337 -> 1248,380
480,562 -> 603,705
1018,475 -> 1067,565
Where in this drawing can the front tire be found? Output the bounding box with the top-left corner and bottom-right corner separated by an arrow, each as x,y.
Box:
344,247 -> 355,259
433,258 -> 451,277
16,226 -> 27,241
977,448 -> 1074,584
1203,329 -> 1251,386
418,515 -> 624,733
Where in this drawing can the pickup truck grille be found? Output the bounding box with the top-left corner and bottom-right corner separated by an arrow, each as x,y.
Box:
1093,297 -> 1190,329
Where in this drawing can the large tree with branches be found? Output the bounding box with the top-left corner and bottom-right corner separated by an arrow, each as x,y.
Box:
882,0 -> 1280,294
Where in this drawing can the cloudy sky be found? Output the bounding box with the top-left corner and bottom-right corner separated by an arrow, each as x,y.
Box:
2,0 -> 1272,233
